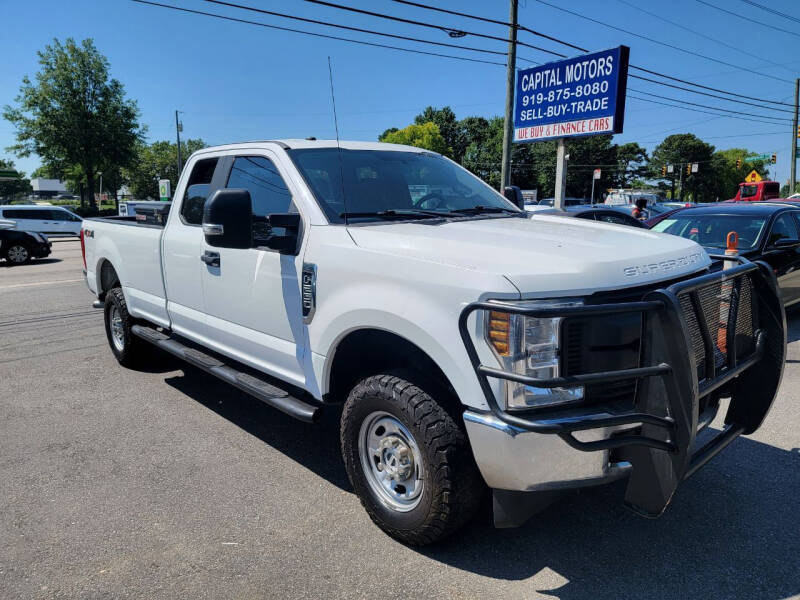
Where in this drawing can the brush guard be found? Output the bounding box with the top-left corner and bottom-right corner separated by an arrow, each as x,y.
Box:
458,257 -> 786,517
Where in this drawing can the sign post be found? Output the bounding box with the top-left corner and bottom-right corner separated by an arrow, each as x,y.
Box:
513,46 -> 629,209
158,179 -> 171,202
591,168 -> 601,204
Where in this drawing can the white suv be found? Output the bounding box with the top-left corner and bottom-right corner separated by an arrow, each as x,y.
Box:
0,205 -> 83,236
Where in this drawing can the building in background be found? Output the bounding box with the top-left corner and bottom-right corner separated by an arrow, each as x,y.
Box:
30,178 -> 69,199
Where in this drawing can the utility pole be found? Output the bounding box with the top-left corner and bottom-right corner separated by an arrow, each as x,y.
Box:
500,0 -> 518,191
175,110 -> 183,177
791,78 -> 799,194
678,162 -> 684,201
554,139 -> 567,209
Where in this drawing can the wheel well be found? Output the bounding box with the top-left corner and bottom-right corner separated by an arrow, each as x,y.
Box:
327,329 -> 461,415
98,260 -> 120,299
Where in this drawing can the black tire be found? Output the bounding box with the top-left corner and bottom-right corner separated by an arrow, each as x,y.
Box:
341,374 -> 483,546
5,243 -> 31,264
103,287 -> 149,368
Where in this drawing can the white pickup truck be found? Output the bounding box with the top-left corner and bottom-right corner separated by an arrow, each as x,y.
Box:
82,140 -> 786,545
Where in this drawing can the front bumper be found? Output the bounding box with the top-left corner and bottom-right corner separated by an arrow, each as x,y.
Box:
31,242 -> 51,258
459,257 -> 786,517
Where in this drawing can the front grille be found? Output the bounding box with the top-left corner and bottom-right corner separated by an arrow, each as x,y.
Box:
676,273 -> 756,383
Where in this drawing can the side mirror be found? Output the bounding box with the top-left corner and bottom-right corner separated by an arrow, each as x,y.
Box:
203,188 -> 252,249
772,238 -> 800,249
257,213 -> 301,255
503,185 -> 525,210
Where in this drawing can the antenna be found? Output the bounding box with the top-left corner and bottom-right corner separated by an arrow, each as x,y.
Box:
327,56 -> 348,224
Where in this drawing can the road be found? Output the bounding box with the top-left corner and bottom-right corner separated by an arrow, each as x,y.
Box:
1,240 -> 798,599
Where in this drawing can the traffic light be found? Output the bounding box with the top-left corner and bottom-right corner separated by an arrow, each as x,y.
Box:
771,153 -> 777,164
686,163 -> 692,175
797,125 -> 800,138
661,165 -> 667,176
736,157 -> 742,169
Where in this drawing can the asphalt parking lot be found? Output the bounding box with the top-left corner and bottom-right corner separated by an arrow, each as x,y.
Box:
1,239 -> 798,599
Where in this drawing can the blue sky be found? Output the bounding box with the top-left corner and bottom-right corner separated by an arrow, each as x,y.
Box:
1,0 -> 798,186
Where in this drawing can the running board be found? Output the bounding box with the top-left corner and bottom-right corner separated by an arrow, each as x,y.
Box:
131,325 -> 320,423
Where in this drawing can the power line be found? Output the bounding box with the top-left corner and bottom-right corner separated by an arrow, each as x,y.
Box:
199,0 -> 508,58
628,89 -> 791,123
301,0 -> 568,58
737,0 -> 800,24
626,94 -> 790,126
615,0 -> 795,74
531,0 -> 792,83
694,0 -> 800,39
129,0 -> 506,66
628,73 -> 793,114
132,0 -> 790,128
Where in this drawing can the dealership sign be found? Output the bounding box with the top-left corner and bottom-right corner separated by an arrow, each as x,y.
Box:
514,46 -> 629,143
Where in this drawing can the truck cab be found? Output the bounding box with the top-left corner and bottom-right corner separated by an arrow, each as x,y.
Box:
731,180 -> 781,202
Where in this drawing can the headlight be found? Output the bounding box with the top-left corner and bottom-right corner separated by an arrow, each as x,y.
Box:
486,299 -> 584,410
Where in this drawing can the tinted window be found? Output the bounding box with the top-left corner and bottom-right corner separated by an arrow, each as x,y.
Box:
227,156 -> 292,217
181,158 -> 219,225
2,209 -> 42,219
767,213 -> 799,246
597,213 -> 639,226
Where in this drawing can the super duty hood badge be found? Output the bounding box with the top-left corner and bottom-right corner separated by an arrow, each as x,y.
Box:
623,252 -> 703,277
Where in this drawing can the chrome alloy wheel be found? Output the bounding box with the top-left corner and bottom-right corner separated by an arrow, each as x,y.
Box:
7,245 -> 29,263
108,303 -> 125,352
359,411 -> 425,512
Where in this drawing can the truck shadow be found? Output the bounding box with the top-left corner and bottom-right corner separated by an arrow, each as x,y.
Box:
163,366 -> 351,491
421,435 -> 799,598
163,362 -> 798,598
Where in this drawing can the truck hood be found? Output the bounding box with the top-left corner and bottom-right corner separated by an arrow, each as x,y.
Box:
348,215 -> 711,296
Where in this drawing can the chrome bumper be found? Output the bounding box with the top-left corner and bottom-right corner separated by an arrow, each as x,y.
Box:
463,411 -> 631,491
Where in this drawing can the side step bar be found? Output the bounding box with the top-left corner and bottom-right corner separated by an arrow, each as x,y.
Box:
131,325 -> 320,423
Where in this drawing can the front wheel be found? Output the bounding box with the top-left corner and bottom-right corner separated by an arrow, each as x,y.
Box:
5,244 -> 31,264
341,374 -> 482,545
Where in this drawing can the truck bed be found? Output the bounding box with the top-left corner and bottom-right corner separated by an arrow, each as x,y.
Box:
83,216 -> 170,327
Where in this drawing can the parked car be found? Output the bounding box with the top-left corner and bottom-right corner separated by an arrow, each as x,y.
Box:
0,228 -> 51,264
651,202 -> 800,306
524,197 -> 591,213
644,206 -> 693,228
81,139 -> 785,545
728,180 -> 781,202
534,205 -> 645,228
0,205 -> 82,237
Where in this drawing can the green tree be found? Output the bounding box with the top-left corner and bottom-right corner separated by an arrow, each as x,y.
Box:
2,38 -> 143,208
413,106 -> 460,159
648,134 -> 715,201
614,142 -> 648,188
379,122 -> 450,155
0,159 -> 31,202
125,139 -> 206,199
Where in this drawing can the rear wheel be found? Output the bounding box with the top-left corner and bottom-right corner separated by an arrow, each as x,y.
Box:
341,374 -> 482,546
103,287 -> 150,368
5,244 -> 30,264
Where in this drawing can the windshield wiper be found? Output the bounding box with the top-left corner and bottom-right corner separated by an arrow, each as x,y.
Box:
450,205 -> 520,215
339,209 -> 455,220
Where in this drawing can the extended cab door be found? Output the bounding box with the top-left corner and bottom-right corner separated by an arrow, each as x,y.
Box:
200,152 -> 307,385
162,155 -> 225,341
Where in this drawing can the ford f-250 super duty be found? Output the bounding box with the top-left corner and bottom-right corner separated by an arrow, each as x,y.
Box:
82,140 -> 786,545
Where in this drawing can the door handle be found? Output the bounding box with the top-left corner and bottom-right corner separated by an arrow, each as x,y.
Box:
200,251 -> 220,267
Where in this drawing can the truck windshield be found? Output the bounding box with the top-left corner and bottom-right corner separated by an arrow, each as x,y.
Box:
288,148 -> 520,224
652,214 -> 766,250
740,184 -> 758,199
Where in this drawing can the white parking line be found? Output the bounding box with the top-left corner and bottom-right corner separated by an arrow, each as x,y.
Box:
0,278 -> 84,290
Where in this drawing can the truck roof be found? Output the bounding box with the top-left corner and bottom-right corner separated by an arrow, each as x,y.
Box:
192,139 -> 434,156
